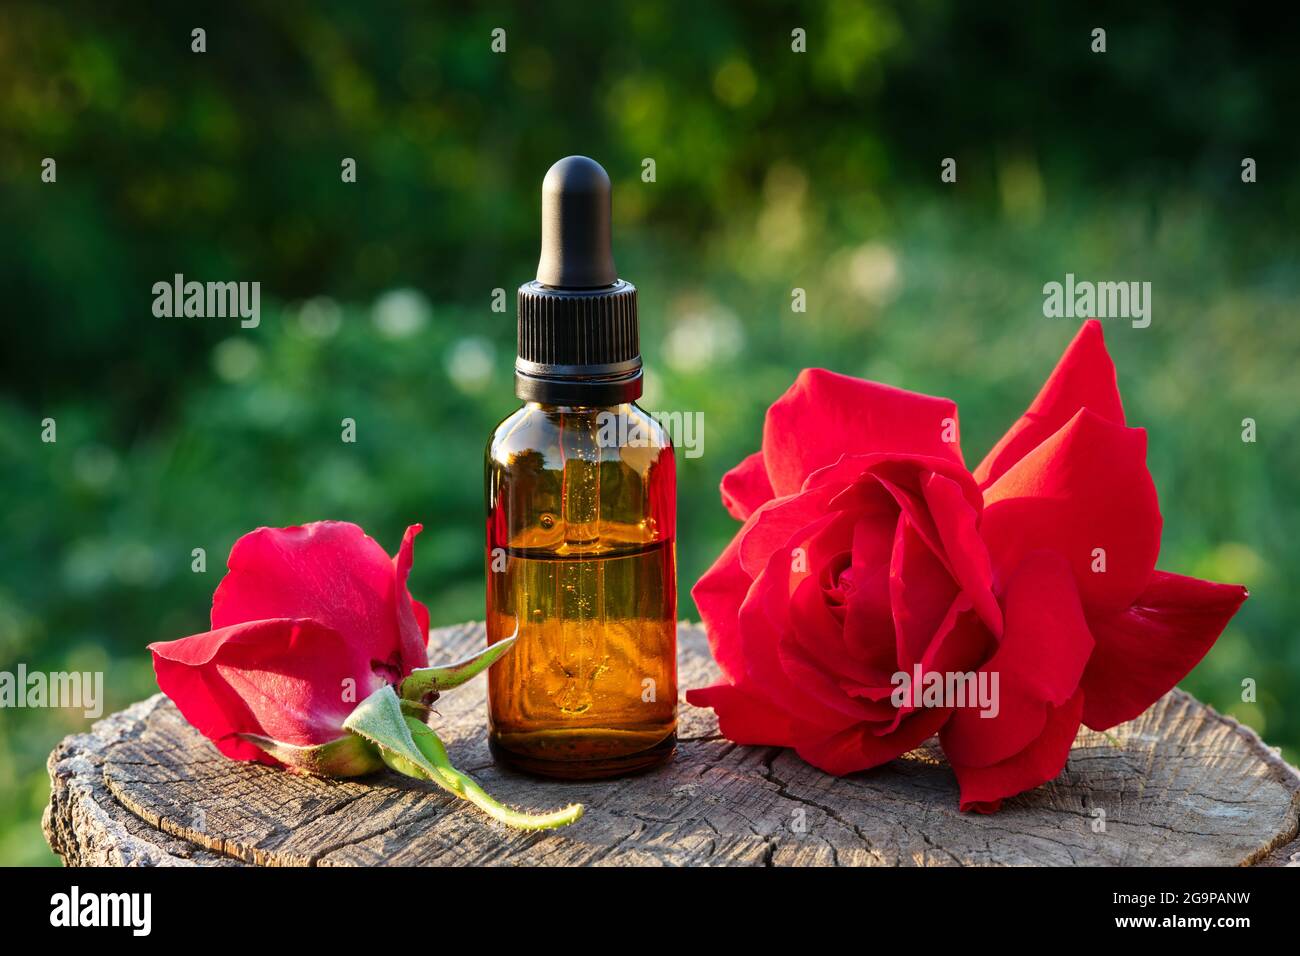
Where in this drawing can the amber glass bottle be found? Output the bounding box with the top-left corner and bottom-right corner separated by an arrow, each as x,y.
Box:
485,157 -> 677,779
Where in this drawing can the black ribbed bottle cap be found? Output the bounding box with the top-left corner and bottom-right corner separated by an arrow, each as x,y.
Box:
515,156 -> 641,406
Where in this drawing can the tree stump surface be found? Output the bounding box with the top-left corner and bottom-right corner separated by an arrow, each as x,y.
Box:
45,622 -> 1300,867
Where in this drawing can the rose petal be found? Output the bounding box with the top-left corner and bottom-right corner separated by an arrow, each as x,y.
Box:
940,551 -> 1093,767
212,521 -> 426,677
1081,571 -> 1248,730
788,539 -> 891,693
686,682 -> 799,747
392,524 -> 430,671
975,320 -> 1126,488
889,513 -> 958,672
841,513 -> 898,669
150,618 -> 383,761
740,543 -> 865,731
951,690 -> 1084,813
814,453 -> 982,513
981,408 -> 1162,615
872,598 -> 994,735
919,598 -> 998,683
778,636 -> 884,724
738,487 -> 838,579
744,499 -> 891,711
691,530 -> 755,684
796,704 -> 952,776
921,472 -> 1003,636
762,368 -> 964,497
720,451 -> 776,521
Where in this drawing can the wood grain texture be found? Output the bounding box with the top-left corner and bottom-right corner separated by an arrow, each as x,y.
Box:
46,622 -> 1300,866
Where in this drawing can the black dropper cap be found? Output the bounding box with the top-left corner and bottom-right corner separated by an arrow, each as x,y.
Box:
515,156 -> 641,406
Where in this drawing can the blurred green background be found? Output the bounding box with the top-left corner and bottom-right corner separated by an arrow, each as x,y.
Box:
2,1 -> 1298,864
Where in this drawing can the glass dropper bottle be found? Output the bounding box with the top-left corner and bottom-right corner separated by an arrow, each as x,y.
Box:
484,156 -> 677,779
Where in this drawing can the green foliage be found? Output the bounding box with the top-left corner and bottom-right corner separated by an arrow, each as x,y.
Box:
2,1 -> 1297,863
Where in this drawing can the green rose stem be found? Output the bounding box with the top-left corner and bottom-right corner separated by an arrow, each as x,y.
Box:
344,682 -> 583,831
244,633 -> 583,830
384,714 -> 584,830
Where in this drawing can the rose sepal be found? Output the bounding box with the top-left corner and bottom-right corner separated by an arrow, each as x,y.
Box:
399,629 -> 518,703
236,732 -> 384,777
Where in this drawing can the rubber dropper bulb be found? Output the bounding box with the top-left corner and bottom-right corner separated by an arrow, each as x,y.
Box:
536,155 -> 618,289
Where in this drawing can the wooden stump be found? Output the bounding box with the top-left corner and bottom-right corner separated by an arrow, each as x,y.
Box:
45,622 -> 1300,866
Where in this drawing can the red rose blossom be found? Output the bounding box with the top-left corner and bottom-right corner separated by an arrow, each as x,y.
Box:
148,521 -> 584,829
688,321 -> 1247,811
149,521 -> 430,765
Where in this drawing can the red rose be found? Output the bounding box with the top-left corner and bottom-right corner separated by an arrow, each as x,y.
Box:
149,521 -> 429,766
688,321 -> 1247,811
